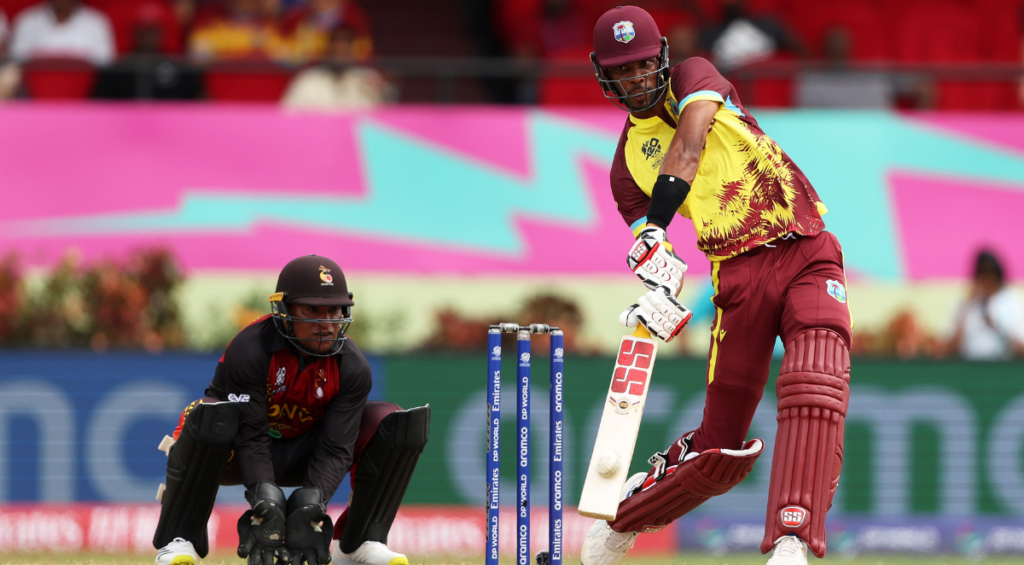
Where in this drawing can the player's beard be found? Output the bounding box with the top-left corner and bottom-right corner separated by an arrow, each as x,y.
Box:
622,75 -> 656,112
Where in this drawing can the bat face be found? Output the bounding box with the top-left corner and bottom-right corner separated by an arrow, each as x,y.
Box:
579,325 -> 659,521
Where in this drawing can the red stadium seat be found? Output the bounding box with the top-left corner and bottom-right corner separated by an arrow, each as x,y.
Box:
970,0 -> 1022,109
204,61 -> 294,102
538,49 -> 607,106
785,0 -> 889,60
21,57 -> 97,99
0,0 -> 41,20
895,2 -> 985,110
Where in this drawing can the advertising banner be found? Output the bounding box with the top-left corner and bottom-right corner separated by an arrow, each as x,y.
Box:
2,351 -> 1024,555
1,106 -> 1022,282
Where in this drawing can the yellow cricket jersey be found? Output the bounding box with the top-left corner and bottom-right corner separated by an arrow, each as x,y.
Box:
610,57 -> 828,260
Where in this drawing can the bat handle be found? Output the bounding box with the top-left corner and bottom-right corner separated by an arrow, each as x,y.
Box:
631,325 -> 651,339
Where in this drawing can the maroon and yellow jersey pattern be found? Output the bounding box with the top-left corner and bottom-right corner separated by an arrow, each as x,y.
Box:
265,349 -> 342,437
610,57 -> 828,260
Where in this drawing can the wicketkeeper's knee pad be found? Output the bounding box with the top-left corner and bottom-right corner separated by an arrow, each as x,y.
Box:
340,404 -> 430,554
153,400 -> 240,558
609,436 -> 763,533
761,329 -> 851,558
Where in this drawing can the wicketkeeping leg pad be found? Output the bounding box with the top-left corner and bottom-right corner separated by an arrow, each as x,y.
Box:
340,404 -> 431,554
761,329 -> 851,558
609,439 -> 763,533
152,400 -> 240,558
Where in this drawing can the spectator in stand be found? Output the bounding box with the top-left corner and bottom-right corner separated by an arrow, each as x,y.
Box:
278,0 -> 370,63
700,0 -> 804,71
795,25 -> 892,108
92,0 -> 202,99
943,250 -> 1024,360
0,8 -> 17,99
1,8 -> 9,57
281,23 -> 391,110
188,0 -> 288,61
9,0 -> 115,65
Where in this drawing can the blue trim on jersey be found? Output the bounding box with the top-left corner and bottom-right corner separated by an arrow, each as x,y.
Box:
724,95 -> 744,116
630,216 -> 648,231
679,90 -> 725,108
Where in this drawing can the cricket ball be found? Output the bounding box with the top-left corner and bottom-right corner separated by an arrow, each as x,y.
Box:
596,451 -> 621,478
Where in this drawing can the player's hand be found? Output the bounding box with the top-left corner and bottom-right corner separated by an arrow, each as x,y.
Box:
237,483 -> 287,565
619,286 -> 693,342
280,488 -> 334,565
626,226 -> 687,296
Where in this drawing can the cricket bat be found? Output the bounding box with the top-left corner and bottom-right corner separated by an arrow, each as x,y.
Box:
578,324 -> 658,521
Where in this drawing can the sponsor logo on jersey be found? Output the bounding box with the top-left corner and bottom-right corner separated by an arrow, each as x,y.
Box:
613,20 -> 635,43
275,367 -> 286,385
780,506 -> 808,528
641,138 -> 662,160
319,265 -> 334,285
826,279 -> 847,303
228,393 -> 250,403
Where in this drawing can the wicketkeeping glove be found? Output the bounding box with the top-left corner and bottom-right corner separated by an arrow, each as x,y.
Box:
626,226 -> 687,296
620,286 -> 694,342
279,487 -> 334,565
237,482 -> 288,565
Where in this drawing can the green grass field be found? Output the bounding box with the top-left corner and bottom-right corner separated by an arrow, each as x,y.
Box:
2,553 -> 1021,565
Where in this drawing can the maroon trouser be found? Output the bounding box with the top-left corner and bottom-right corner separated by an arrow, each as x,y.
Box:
690,231 -> 852,454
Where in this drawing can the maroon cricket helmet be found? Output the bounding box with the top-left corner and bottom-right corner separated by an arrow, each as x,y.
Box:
590,5 -> 670,112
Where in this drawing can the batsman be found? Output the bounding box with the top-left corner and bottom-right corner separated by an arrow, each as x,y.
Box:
581,6 -> 852,565
151,254 -> 430,565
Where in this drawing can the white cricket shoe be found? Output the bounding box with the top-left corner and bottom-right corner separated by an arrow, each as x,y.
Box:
766,535 -> 808,565
580,472 -> 647,565
155,537 -> 199,565
332,539 -> 409,565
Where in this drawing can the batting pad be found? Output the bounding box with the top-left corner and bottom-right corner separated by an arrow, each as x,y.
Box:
609,438 -> 763,533
340,404 -> 431,554
152,401 -> 239,558
761,329 -> 851,558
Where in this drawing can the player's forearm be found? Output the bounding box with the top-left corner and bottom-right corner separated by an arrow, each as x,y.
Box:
659,146 -> 702,185
660,99 -> 719,184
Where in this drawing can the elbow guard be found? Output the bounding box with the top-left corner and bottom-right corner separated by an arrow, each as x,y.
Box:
646,175 -> 690,229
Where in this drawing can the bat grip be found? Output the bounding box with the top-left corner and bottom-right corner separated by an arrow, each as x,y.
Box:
631,325 -> 651,339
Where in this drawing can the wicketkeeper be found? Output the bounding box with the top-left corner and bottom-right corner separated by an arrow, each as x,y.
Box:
582,6 -> 852,565
152,254 -> 429,565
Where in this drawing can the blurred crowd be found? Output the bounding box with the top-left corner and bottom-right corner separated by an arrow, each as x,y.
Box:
0,0 -> 391,104
852,250 -> 1024,361
0,0 -> 1022,106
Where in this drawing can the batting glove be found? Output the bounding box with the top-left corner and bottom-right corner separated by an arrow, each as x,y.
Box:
619,286 -> 693,343
626,226 -> 687,297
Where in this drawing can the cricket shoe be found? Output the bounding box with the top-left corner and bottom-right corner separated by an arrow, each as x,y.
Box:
766,535 -> 808,565
580,472 -> 647,565
155,537 -> 199,565
332,540 -> 409,565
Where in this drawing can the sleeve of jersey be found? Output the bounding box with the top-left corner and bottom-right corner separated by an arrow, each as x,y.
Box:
219,337 -> 275,489
304,343 -> 373,500
671,57 -> 728,111
610,132 -> 651,238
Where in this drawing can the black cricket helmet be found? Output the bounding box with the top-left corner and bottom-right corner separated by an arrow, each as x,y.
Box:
269,254 -> 354,357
